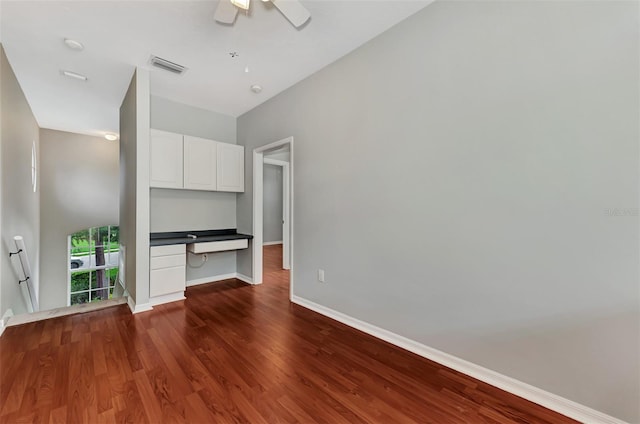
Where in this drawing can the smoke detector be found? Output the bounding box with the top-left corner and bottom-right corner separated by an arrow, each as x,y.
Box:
149,56 -> 187,75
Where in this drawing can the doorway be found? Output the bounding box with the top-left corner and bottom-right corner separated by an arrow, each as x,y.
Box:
252,137 -> 293,298
263,157 -> 290,270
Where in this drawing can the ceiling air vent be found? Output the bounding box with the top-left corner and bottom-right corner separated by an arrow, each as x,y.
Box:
149,56 -> 187,75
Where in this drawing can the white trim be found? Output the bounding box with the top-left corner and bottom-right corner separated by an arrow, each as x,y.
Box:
149,291 -> 186,307
236,273 -> 255,285
187,273 -> 237,287
5,299 -> 126,327
263,158 -> 288,167
67,236 -> 71,307
0,309 -> 12,337
263,241 -> 283,246
127,295 -> 153,314
290,295 -> 628,424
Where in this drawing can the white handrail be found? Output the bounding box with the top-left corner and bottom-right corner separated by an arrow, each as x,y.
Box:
11,236 -> 39,312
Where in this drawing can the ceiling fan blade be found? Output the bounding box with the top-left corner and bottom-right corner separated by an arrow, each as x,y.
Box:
214,0 -> 239,24
270,0 -> 310,28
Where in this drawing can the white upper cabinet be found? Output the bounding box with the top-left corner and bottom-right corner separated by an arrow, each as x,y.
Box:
183,136 -> 217,191
150,129 -> 184,189
216,143 -> 244,192
149,129 -> 243,192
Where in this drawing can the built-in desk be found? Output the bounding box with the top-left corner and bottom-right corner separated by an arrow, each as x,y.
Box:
149,229 -> 253,306
150,229 -> 253,247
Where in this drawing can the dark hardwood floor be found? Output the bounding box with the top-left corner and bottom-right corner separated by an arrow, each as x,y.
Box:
0,244 -> 577,423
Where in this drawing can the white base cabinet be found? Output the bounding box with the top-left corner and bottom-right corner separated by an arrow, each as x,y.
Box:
149,244 -> 186,304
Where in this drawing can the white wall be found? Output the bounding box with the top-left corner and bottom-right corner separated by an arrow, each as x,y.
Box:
263,164 -> 283,244
39,129 -> 119,311
1,45 -> 40,316
150,96 -> 238,281
119,68 -> 150,308
237,2 -> 639,421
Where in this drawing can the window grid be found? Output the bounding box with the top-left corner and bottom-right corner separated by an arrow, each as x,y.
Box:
69,225 -> 119,306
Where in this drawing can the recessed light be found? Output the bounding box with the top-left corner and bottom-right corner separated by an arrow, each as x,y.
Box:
61,70 -> 88,81
104,134 -> 118,141
250,84 -> 262,93
64,38 -> 84,51
244,66 -> 250,73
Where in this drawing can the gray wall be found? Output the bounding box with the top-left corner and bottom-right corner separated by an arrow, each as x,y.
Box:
1,45 -> 40,316
237,2 -> 639,421
151,95 -> 236,143
150,189 -> 236,232
263,164 -> 283,243
119,68 -> 150,307
150,95 -> 238,281
39,129 -> 119,311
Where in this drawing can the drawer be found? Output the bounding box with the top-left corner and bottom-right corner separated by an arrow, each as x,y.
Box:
150,253 -> 186,270
187,239 -> 248,254
150,244 -> 185,257
150,266 -> 186,297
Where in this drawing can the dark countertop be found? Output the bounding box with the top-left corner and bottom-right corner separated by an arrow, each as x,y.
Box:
150,229 -> 253,247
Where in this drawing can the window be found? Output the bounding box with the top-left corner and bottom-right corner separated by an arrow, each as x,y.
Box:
68,225 -> 119,306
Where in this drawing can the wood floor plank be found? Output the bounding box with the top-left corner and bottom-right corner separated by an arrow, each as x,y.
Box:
0,245 -> 578,423
132,370 -> 166,424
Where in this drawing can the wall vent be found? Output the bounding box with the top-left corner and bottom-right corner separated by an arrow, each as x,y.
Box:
149,56 -> 187,75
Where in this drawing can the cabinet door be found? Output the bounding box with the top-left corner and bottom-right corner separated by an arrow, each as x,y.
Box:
150,266 -> 186,297
216,143 -> 245,192
184,136 -> 217,191
150,130 -> 183,188
149,245 -> 186,298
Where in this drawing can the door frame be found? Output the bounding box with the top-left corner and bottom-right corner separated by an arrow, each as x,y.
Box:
263,158 -> 291,270
252,137 -> 294,297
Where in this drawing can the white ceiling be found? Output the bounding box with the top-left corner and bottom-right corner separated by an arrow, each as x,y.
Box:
0,0 -> 432,138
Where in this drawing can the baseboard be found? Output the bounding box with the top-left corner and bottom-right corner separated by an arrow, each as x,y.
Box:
263,241 -> 283,246
149,292 -> 186,307
1,308 -> 14,336
127,295 -> 153,314
187,273 -> 237,287
0,317 -> 6,337
290,295 -> 627,424
4,300 -> 128,327
236,273 -> 255,285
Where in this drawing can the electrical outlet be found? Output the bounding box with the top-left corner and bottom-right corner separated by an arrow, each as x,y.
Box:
318,269 -> 325,283
202,254 -> 208,262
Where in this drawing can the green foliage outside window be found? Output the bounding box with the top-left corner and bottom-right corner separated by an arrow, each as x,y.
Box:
69,225 -> 119,306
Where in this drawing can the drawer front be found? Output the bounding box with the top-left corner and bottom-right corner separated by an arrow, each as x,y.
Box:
150,266 -> 186,297
150,244 -> 185,257
150,253 -> 186,270
187,239 -> 248,254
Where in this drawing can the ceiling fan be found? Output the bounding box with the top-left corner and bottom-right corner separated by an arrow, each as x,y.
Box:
214,0 -> 311,28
